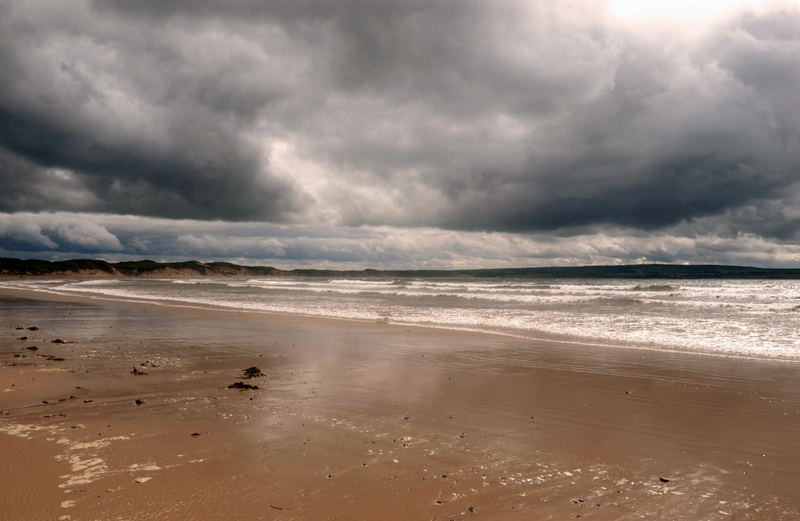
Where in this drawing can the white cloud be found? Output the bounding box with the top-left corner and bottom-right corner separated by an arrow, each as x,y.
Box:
607,0 -> 777,25
0,215 -> 58,249
1,212 -> 797,269
53,220 -> 123,250
0,213 -> 122,252
176,234 -> 286,257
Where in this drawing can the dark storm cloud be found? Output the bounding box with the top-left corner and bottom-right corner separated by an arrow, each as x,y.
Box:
0,1 -> 300,220
1,1 -> 799,241
0,106 -> 293,219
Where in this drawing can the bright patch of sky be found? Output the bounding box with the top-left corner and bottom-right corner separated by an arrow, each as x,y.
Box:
607,0 -> 784,24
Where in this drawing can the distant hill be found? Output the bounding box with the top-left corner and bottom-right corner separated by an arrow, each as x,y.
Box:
1,257 -> 799,279
0,258 -> 280,278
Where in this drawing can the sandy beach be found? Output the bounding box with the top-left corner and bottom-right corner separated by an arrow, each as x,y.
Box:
2,288 -> 800,520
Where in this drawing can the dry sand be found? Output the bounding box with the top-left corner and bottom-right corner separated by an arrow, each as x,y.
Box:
1,288 -> 799,520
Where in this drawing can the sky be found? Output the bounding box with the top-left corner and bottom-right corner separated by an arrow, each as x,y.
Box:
1,0 -> 799,269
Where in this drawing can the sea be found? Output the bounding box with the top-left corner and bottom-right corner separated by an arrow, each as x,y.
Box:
2,277 -> 799,361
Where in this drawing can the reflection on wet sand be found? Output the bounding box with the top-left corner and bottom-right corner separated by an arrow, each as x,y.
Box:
2,290 -> 799,520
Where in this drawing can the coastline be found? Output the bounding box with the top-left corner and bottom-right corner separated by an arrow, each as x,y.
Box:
4,279 -> 798,364
2,287 -> 799,520
4,257 -> 800,280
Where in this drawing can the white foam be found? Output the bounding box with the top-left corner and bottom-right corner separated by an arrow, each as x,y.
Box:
10,277 -> 800,360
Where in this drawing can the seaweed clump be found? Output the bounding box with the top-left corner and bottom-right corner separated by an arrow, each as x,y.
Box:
228,382 -> 259,390
241,366 -> 263,379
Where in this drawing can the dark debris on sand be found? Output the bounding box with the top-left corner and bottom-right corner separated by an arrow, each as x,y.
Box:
131,366 -> 147,375
228,381 -> 259,390
241,366 -> 263,379
38,354 -> 65,361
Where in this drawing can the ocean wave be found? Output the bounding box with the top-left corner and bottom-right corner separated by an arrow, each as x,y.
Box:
6,277 -> 799,360
63,279 -> 123,286
327,278 -> 400,286
591,297 -> 643,306
631,284 -> 677,292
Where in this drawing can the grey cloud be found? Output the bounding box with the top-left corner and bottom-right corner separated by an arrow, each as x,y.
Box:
276,2 -> 799,236
1,1 -> 799,246
0,1 -> 300,220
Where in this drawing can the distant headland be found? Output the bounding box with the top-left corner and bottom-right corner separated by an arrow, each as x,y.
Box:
2,257 -> 799,279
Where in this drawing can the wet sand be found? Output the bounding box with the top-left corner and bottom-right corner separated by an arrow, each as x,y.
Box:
2,288 -> 800,520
